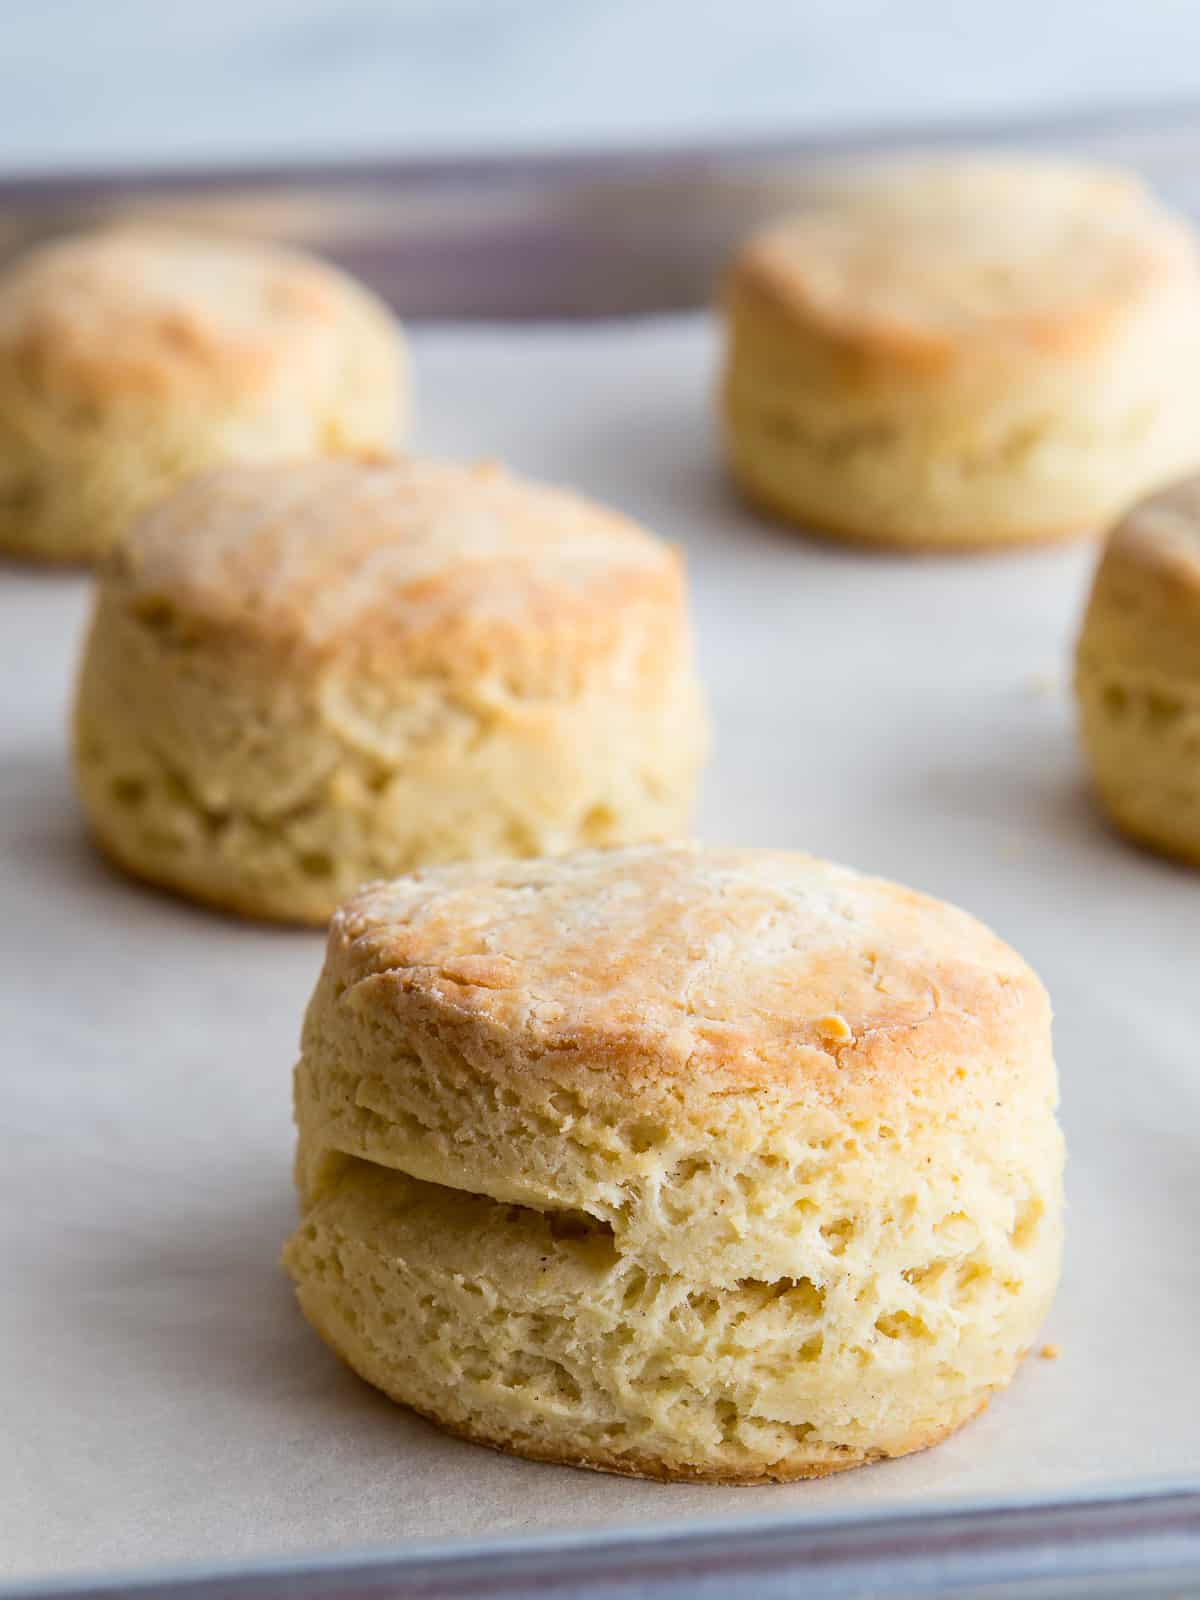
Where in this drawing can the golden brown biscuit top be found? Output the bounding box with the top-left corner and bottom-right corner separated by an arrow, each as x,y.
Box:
1109,473 -> 1200,583
0,226 -> 379,400
330,844 -> 1046,1093
115,457 -> 678,651
734,161 -> 1197,364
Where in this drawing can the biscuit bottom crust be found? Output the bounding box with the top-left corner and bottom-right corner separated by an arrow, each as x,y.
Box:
729,464 -> 1096,554
283,1158 -> 1052,1484
83,821 -> 336,927
377,1392 -> 987,1485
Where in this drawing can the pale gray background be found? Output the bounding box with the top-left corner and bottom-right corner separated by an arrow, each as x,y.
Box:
4,0 -> 1200,173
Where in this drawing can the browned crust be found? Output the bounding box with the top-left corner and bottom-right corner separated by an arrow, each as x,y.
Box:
731,240 -> 1153,371
0,226 -> 385,403
727,168 -> 1196,372
728,251 -> 952,374
322,846 -> 1048,1109
726,456 -> 1100,556
105,457 -> 684,671
361,1389 -> 990,1486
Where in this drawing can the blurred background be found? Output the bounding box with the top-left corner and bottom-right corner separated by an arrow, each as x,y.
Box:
6,0 -> 1200,174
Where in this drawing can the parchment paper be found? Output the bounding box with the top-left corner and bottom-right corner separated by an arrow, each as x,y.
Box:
2,317 -> 1198,1584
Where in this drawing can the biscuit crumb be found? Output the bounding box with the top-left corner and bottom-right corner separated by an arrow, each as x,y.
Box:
1024,671 -> 1059,699
1039,1343 -> 1061,1360
815,1013 -> 853,1043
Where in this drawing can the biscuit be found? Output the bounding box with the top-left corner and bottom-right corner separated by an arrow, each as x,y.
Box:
0,227 -> 406,563
1075,473 -> 1200,863
721,160 -> 1200,550
72,459 -> 707,924
284,844 -> 1064,1482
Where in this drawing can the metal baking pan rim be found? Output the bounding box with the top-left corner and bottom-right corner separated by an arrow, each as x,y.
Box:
8,1478 -> 1199,1600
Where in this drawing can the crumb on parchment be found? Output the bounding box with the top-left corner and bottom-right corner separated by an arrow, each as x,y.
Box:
1024,670 -> 1060,699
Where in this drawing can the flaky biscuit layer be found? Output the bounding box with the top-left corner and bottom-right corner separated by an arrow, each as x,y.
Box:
286,845 -> 1064,1481
73,462 -> 707,922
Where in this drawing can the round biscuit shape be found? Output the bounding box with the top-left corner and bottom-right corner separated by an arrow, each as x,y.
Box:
72,460 -> 708,923
0,226 -> 407,563
286,843 -> 1064,1482
1075,472 -> 1200,863
721,160 -> 1200,550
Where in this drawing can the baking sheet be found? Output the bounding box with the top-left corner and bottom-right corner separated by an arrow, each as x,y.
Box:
2,315 -> 1198,1585
8,102 -> 1200,319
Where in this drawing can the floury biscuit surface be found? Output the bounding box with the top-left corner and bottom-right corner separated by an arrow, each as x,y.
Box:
72,459 -> 707,922
721,160 -> 1200,549
1076,473 -> 1200,863
0,226 -> 406,562
285,844 -> 1064,1483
